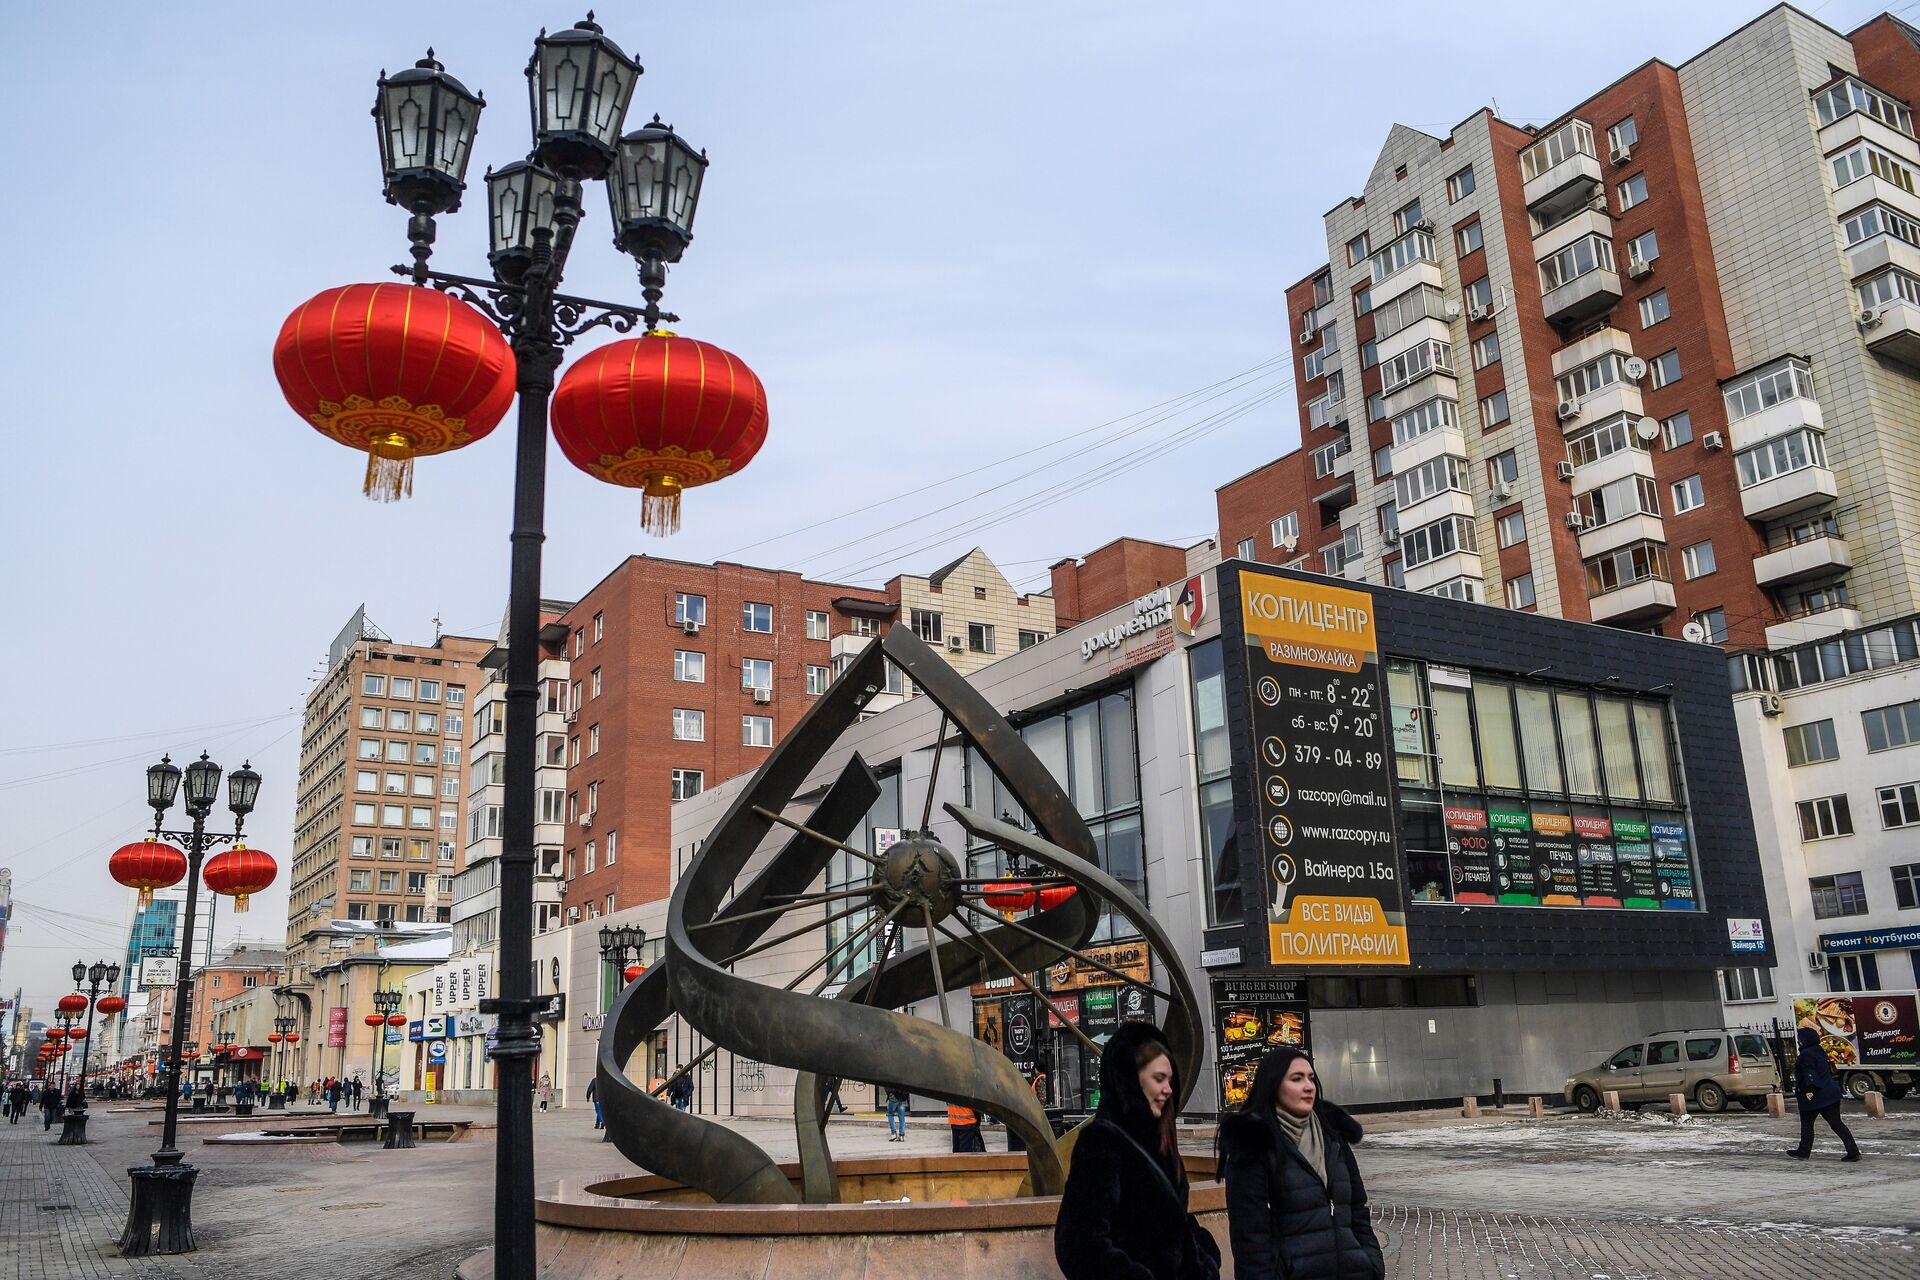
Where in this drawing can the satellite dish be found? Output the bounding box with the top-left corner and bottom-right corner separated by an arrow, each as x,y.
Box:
1681,621 -> 1708,643
1624,356 -> 1648,381
1637,416 -> 1662,444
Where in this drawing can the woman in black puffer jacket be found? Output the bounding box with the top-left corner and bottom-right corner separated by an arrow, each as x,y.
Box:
1219,1048 -> 1385,1280
1054,1021 -> 1221,1280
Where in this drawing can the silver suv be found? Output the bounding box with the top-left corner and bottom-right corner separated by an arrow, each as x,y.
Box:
1564,1028 -> 1780,1113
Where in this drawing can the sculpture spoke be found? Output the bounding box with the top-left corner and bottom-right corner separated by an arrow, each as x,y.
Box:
753,805 -> 888,868
780,901 -> 896,995
922,904 -> 953,1029
942,915 -> 1106,1059
955,901 -> 1174,1001
686,887 -> 876,933
804,900 -> 908,997
721,899 -> 876,967
918,715 -> 950,836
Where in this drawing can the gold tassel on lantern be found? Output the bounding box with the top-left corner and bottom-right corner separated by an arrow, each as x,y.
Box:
363,431 -> 417,502
641,472 -> 684,536
233,892 -> 251,913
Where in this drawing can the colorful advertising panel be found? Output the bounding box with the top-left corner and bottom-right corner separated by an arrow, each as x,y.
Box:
1791,994 -> 1919,1067
1238,571 -> 1408,967
1444,806 -> 1497,904
1212,977 -> 1311,1110
1487,807 -> 1539,904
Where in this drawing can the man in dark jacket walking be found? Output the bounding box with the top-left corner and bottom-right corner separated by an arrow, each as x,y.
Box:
1219,1047 -> 1385,1280
1789,1023 -> 1861,1161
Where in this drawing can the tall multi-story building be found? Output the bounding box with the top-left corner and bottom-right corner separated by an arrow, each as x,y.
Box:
284,610 -> 489,990
121,892 -> 182,996
1214,5 -> 1920,1045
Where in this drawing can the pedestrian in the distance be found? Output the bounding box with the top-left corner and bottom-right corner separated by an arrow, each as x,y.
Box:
537,1073 -> 553,1113
1219,1047 -> 1383,1280
587,1076 -> 602,1129
1789,1022 -> 1862,1162
885,1086 -> 909,1142
1054,1020 -> 1220,1279
947,1102 -> 985,1153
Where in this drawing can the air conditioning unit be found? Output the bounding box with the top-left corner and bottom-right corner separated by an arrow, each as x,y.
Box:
946,637 -> 963,653
1806,949 -> 1830,973
1299,327 -> 1315,345
562,708 -> 578,724
1859,307 -> 1882,330
1468,303 -> 1496,322
1759,692 -> 1783,717
1491,482 -> 1513,501
1556,461 -> 1577,481
1610,143 -> 1632,165
1702,431 -> 1725,451
1627,258 -> 1653,280
752,687 -> 773,704
682,620 -> 701,635
566,906 -> 581,922
1589,191 -> 1610,214
1412,217 -> 1434,234
1564,511 -> 1588,530
1384,529 -> 1401,545
579,813 -> 593,829
1557,399 -> 1580,421
1623,356 -> 1648,382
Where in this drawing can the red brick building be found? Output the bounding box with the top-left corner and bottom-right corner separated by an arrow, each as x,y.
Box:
1049,537 -> 1194,625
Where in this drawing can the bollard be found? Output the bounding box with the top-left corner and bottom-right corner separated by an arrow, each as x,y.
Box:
1865,1091 -> 1887,1119
1669,1092 -> 1687,1116
1461,1096 -> 1480,1119
1493,1077 -> 1506,1109
1528,1096 -> 1545,1119
1766,1092 -> 1786,1119
1602,1090 -> 1621,1110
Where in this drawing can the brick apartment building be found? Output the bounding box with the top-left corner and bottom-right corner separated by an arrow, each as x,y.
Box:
1218,5 -> 1920,653
285,614 -> 489,986
174,943 -> 283,1066
1049,537 -> 1195,626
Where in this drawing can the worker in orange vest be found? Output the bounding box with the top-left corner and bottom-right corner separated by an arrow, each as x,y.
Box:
948,1102 -> 985,1153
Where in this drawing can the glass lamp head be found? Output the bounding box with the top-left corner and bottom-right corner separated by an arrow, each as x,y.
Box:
374,50 -> 485,215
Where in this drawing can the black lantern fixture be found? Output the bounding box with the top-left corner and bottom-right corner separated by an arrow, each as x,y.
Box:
608,116 -> 707,266
227,761 -> 262,818
181,754 -> 222,818
526,14 -> 641,180
374,51 -> 485,216
486,157 -> 562,284
147,756 -> 182,814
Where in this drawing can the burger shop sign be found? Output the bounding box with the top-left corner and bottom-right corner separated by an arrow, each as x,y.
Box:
1081,586 -> 1175,662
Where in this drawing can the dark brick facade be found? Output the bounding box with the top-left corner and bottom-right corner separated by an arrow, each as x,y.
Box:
1049,537 -> 1192,625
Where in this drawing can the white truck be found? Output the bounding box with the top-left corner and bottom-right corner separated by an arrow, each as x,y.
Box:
1791,992 -> 1919,1101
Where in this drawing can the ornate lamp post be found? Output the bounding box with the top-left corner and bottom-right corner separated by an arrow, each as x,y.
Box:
118,754 -> 263,1256
369,990 -> 404,1120
270,1015 -> 296,1109
349,21 -> 703,1278
58,960 -> 121,1144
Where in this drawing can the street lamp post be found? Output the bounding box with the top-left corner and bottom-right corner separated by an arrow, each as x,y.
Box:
271,1016 -> 296,1108
58,960 -> 121,1145
595,925 -> 648,1141
360,21 -> 703,1278
369,990 -> 403,1120
118,753 -> 261,1256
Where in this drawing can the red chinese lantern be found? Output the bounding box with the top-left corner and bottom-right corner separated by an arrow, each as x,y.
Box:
69,1027 -> 90,1042
550,333 -> 769,534
272,282 -> 517,501
387,1014 -> 408,1027
203,844 -> 277,912
46,1028 -> 67,1043
1037,884 -> 1078,911
110,840 -> 188,907
96,996 -> 127,1018
982,882 -> 1037,915
267,1033 -> 283,1044
623,964 -> 644,984
285,1032 -> 302,1044
57,992 -> 88,1016
364,1013 -> 385,1027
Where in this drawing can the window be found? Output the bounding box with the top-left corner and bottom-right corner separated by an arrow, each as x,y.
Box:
592,611 -> 604,643
1400,515 -> 1478,569
1864,699 -> 1920,752
1736,430 -> 1827,487
1236,537 -> 1256,560
743,715 -> 773,747
380,836 -> 403,859
1395,454 -> 1470,508
346,902 -> 370,921
674,593 -> 707,626
1394,198 -> 1425,233
1472,332 -> 1501,369
1361,340 -> 1378,370
1311,436 -> 1351,478
1723,358 -> 1814,421
1831,142 -> 1917,193
1496,511 -> 1526,547
1538,234 -> 1614,293
910,609 -> 943,643
672,708 -> 705,741
1583,540 -> 1670,594
805,610 -> 829,640
1386,560 -> 1405,588
1557,353 -> 1625,404
671,769 -> 704,801
674,650 -> 705,683
572,629 -> 583,657
1661,411 -> 1693,448
1566,414 -> 1648,468
1377,503 -> 1400,539
353,802 -> 377,824
1381,339 -> 1454,394
585,841 -> 596,874
1680,541 -> 1716,579
1627,229 -> 1659,267
388,708 -> 412,731
1720,966 -> 1775,1003
382,803 -> 405,827
418,712 -> 438,733
589,724 -> 600,755
742,658 -> 773,691
363,674 -> 385,696
1456,220 -> 1483,256
1019,629 -> 1048,650
807,664 -> 831,695
1521,119 -> 1596,182
1879,783 -> 1920,830
1463,277 -> 1493,313
1504,573 -> 1536,609
1816,76 -> 1916,132
420,680 -> 440,701
1648,350 -> 1681,387
1353,285 -> 1372,316
1608,1044 -> 1643,1070
968,622 -> 996,654
411,773 -> 434,797
742,601 -> 773,633
1608,116 -> 1638,154
1270,512 -> 1299,547
1797,795 -> 1855,841
1894,862 -> 1920,909
1346,233 -> 1369,266
1391,396 -> 1457,446
1617,173 -> 1648,210
1373,445 -> 1393,479
414,743 -> 436,764
1842,201 -> 1920,250
1448,166 -> 1476,201
1479,389 -> 1510,427
1487,449 -> 1518,487
1810,871 -> 1869,918
1784,719 -> 1840,767
357,769 -> 378,792
349,870 -> 371,892
1671,475 -> 1704,513
1638,290 -> 1670,327
1369,230 -> 1437,285
1577,475 -> 1660,528
360,707 -> 382,728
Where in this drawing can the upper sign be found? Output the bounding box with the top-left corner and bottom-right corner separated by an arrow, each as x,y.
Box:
1239,571 -> 1408,967
139,956 -> 179,989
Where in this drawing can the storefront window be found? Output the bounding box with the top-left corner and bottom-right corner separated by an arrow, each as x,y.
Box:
1433,684 -> 1480,789
825,771 -> 900,975
1556,692 -> 1603,797
1190,642 -> 1239,925
1474,683 -> 1523,791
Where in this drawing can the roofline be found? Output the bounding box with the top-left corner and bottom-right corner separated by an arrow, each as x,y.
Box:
1215,445 -> 1306,495
558,553 -> 894,614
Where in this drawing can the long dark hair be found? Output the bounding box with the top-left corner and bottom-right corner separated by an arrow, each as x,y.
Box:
1127,1036 -> 1180,1161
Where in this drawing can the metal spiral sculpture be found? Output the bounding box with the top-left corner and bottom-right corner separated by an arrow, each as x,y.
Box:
595,627 -> 1200,1203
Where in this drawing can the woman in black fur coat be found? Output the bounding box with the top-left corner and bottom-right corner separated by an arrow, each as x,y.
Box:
1053,1021 -> 1221,1280
1218,1048 -> 1385,1279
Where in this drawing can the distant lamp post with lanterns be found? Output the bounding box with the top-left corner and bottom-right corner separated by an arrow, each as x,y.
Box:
57,960 -> 121,1145
599,924 -> 650,987
367,991 -> 405,1119
116,754 -> 270,1256
269,1016 -> 296,1109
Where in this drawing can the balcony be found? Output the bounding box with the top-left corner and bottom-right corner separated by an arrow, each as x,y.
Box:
1767,607 -> 1865,647
1551,327 -> 1634,377
1541,267 -> 1623,327
1589,577 -> 1676,624
1727,393 -> 1825,452
1561,383 -> 1644,431
1525,154 -> 1604,224
1739,467 -> 1838,521
1395,486 -> 1476,533
1403,551 -> 1485,595
1753,533 -> 1853,587
1579,512 -> 1666,560
1392,422 -> 1466,474
1532,208 -> 1612,262
1862,293 -> 1920,367
1569,445 -> 1655,496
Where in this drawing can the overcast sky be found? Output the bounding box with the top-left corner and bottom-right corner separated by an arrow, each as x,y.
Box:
0,1 -> 1885,1019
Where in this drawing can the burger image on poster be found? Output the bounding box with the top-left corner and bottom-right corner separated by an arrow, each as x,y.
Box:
1270,853 -> 1298,920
